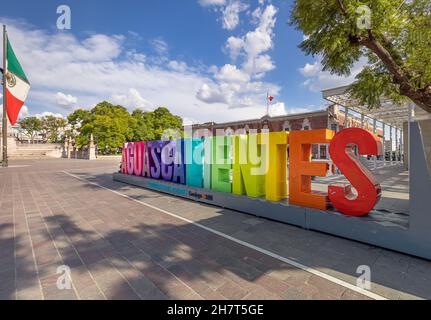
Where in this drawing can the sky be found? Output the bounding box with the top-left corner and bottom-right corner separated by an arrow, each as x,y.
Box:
0,0 -> 364,124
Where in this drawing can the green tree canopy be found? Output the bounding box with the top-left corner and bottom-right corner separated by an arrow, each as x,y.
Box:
73,102 -> 137,153
291,0 -> 431,113
133,107 -> 183,141
66,102 -> 183,153
18,117 -> 42,143
67,109 -> 91,127
131,109 -> 154,141
42,116 -> 67,143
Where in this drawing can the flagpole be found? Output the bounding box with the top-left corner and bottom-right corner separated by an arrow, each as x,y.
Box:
266,92 -> 269,117
2,25 -> 7,167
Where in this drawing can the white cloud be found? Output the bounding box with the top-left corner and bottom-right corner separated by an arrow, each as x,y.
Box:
196,80 -> 280,108
244,54 -> 275,78
268,102 -> 287,117
198,0 -> 226,6
168,60 -> 188,73
222,1 -> 248,30
196,3 -> 279,107
225,4 -> 277,78
182,117 -> 200,126
225,36 -> 244,60
300,57 -> 367,92
199,0 -> 247,31
196,83 -> 231,104
0,13 -> 287,125
56,92 -> 78,107
19,105 -> 29,118
150,37 -> 168,56
127,51 -> 146,63
111,88 -> 153,111
299,62 -> 319,77
215,64 -> 250,83
34,111 -> 64,119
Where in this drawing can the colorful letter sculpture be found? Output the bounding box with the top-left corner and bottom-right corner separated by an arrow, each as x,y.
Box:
185,138 -> 204,188
259,132 -> 289,202
172,139 -> 186,184
121,127 -> 382,216
161,140 -> 175,182
203,137 -> 212,190
289,129 -> 334,210
211,135 -> 232,193
127,142 -> 134,175
133,142 -> 144,176
232,134 -> 265,198
148,141 -> 163,179
328,128 -> 382,216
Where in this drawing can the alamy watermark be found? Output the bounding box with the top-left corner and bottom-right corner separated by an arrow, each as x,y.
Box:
56,265 -> 72,290
356,5 -> 372,30
57,5 -> 72,30
356,265 -> 371,290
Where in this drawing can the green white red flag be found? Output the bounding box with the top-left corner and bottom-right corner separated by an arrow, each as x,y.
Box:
4,36 -> 30,125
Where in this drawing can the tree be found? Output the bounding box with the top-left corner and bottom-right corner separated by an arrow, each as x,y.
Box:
74,102 -> 137,153
42,116 -> 67,143
18,117 -> 42,143
66,108 -> 91,144
131,107 -> 183,141
131,109 -> 153,141
67,109 -> 91,128
67,103 -> 183,154
151,107 -> 183,140
290,0 -> 431,113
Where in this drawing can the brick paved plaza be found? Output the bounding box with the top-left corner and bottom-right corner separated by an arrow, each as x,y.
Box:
1,159 -> 431,300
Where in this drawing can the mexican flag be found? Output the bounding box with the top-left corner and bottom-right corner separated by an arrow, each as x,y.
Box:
4,36 -> 30,125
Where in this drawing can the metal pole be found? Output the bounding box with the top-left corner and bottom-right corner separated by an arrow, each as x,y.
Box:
395,128 -> 400,162
382,123 -> 386,166
373,118 -> 377,170
266,92 -> 269,117
2,25 -> 7,167
407,102 -> 415,170
344,107 -> 349,128
400,128 -> 403,164
389,125 -> 393,165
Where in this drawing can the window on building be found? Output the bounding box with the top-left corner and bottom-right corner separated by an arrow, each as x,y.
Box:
303,126 -> 310,130
331,124 -> 338,132
320,145 -> 327,159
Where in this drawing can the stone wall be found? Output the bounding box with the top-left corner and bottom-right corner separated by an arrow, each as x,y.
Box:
2,142 -> 63,160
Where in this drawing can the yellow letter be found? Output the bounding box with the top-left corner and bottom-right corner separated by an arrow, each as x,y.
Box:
232,134 -> 265,197
259,132 -> 289,202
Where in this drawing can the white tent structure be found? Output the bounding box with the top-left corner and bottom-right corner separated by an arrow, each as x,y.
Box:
322,85 -> 430,169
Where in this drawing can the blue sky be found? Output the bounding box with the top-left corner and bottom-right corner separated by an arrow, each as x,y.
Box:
0,0 -> 361,124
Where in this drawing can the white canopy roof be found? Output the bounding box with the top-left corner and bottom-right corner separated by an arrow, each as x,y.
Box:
322,85 -> 411,130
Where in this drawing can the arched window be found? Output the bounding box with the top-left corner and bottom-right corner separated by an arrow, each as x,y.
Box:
302,118 -> 311,130
262,124 -> 269,133
283,121 -> 291,132
225,127 -> 234,136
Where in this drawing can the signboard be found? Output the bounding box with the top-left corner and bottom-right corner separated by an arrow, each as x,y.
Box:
121,128 -> 382,216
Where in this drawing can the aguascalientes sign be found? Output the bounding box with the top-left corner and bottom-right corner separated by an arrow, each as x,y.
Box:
121,128 -> 382,216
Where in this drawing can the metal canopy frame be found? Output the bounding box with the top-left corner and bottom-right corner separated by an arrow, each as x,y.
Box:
322,85 -> 409,130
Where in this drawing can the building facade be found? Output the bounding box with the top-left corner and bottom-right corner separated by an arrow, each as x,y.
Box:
190,104 -> 384,160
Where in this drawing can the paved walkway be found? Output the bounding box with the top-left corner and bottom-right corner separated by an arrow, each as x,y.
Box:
0,159 -> 430,300
314,162 -> 409,215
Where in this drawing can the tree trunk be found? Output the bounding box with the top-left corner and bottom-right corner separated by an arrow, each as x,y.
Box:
361,36 -> 431,114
